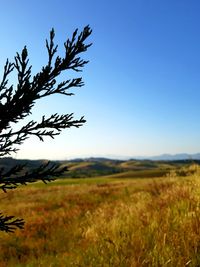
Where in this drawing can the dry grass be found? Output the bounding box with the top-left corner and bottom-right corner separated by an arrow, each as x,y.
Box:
0,174 -> 200,266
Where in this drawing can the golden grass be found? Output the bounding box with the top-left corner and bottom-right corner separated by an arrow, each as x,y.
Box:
0,174 -> 200,266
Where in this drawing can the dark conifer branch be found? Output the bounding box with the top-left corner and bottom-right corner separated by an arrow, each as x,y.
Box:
0,59 -> 14,92
0,113 -> 86,151
0,25 -> 92,232
0,25 -> 92,130
0,213 -> 24,233
0,162 -> 68,192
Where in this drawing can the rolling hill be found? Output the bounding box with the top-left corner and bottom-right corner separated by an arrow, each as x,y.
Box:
0,157 -> 199,179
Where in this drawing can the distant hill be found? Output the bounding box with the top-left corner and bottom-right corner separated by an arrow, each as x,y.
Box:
0,156 -> 199,179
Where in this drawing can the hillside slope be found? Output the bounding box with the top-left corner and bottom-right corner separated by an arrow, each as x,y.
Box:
0,157 -> 198,179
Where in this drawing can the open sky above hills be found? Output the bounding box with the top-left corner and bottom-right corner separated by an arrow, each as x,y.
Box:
1,0 -> 200,160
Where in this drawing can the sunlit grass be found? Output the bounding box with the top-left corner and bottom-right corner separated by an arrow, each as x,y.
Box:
0,172 -> 200,266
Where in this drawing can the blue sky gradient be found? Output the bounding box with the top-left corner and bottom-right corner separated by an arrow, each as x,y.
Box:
1,0 -> 200,159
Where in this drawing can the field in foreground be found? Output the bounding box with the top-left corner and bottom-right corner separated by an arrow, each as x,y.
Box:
0,171 -> 200,266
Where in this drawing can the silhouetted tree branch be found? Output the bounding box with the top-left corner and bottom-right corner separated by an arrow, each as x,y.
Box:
0,25 -> 92,232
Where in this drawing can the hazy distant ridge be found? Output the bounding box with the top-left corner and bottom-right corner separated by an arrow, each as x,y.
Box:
72,153 -> 200,161
144,153 -> 200,161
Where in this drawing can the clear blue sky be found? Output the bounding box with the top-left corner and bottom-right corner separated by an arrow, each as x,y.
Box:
1,0 -> 200,159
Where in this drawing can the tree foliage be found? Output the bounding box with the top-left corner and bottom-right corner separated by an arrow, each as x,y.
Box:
0,26 -> 92,232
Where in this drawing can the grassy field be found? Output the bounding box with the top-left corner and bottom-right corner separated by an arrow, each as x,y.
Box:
0,169 -> 200,266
